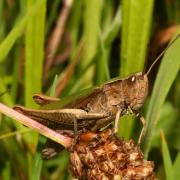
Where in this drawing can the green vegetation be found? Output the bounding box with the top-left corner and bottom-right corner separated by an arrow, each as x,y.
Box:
0,0 -> 180,179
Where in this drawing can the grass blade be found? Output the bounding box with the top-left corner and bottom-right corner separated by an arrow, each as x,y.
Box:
50,75 -> 59,96
95,6 -> 121,84
143,32 -> 180,156
31,136 -> 46,180
173,152 -> 180,179
0,0 -> 45,62
161,131 -> 174,180
80,0 -> 102,85
0,0 -> 5,41
25,0 -> 46,107
2,161 -> 11,180
120,0 -> 154,76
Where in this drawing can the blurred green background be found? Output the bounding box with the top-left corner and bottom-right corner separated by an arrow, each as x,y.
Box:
0,0 -> 180,179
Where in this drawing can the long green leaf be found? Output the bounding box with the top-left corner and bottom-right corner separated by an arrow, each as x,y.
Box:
25,0 -> 46,107
161,131 -> 174,180
25,0 -> 46,179
0,0 -> 5,41
143,31 -> 180,156
0,0 -> 45,62
103,6 -> 121,48
95,6 -> 121,84
80,0 -> 102,86
120,0 -> 154,76
2,161 -> 11,180
173,152 -> 180,179
31,136 -> 45,180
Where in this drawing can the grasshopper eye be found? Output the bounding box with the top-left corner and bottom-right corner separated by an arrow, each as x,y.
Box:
131,76 -> 136,82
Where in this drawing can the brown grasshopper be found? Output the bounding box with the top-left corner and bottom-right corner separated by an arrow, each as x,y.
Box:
14,35 -> 179,158
14,72 -> 148,140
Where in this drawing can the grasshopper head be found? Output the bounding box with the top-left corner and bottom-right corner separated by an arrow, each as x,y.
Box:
124,72 -> 148,111
104,72 -> 148,112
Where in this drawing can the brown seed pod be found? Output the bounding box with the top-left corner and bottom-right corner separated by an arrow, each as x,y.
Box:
69,129 -> 156,180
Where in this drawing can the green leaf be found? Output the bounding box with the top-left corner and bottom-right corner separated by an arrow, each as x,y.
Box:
2,161 -> 11,180
50,75 -> 59,96
25,0 -> 46,107
31,136 -> 46,180
150,102 -> 177,148
120,0 -> 154,76
0,0 -> 45,62
80,0 -> 102,85
173,152 -> 180,179
95,6 -> 121,84
143,32 -> 180,156
103,6 -> 121,49
119,114 -> 135,140
31,154 -> 43,180
0,0 -> 5,41
161,131 -> 174,180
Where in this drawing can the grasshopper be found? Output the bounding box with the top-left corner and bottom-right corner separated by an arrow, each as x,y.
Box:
14,72 -> 148,140
14,35 -> 179,158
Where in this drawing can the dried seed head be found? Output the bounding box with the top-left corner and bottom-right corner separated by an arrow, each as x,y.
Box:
70,129 -> 156,180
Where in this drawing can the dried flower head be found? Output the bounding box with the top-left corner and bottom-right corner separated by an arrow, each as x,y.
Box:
70,129 -> 156,180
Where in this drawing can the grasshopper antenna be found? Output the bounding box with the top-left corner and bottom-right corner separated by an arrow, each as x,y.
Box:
143,43 -> 150,74
146,34 -> 180,76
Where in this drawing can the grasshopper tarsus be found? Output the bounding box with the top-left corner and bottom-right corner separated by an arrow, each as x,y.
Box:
42,130 -> 74,159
